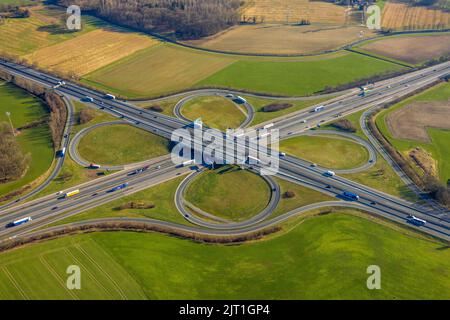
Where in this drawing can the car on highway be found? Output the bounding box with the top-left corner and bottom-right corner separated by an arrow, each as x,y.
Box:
311,163 -> 317,167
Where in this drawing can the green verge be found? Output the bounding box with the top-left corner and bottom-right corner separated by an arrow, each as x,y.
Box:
245,95 -> 331,126
135,98 -> 180,116
2,211 -> 450,299
375,82 -> 450,183
49,176 -> 190,227
197,52 -> 405,96
269,177 -> 334,218
279,135 -> 369,170
184,165 -> 271,222
181,95 -> 246,130
0,81 -> 53,199
78,124 -> 170,166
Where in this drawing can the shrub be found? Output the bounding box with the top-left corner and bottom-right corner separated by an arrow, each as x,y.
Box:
78,108 -> 95,124
149,105 -> 163,112
331,119 -> 357,133
261,103 -> 293,112
283,190 -> 296,198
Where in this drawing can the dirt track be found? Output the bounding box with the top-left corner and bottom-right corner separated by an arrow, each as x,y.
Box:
386,100 -> 450,143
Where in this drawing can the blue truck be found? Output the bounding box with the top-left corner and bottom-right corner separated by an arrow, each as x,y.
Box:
342,191 -> 360,201
6,217 -> 32,228
109,183 -> 128,192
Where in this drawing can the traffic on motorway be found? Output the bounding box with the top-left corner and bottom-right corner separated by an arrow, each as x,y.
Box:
0,59 -> 449,242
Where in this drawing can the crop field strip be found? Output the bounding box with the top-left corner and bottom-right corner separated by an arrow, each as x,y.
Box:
381,3 -> 450,30
0,6 -> 103,56
83,44 -> 236,98
242,0 -> 348,24
0,238 -> 145,299
359,34 -> 450,65
184,25 -> 377,55
25,28 -> 158,77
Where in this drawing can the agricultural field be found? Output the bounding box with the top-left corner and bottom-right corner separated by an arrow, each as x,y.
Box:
381,2 -> 450,30
185,166 -> 271,222
197,52 -> 405,96
0,81 -> 53,200
78,124 -> 170,166
241,0 -> 348,24
82,44 -> 235,98
2,211 -> 450,299
25,28 -> 157,77
181,96 -> 246,130
185,24 -> 376,55
375,82 -> 450,183
279,135 -> 369,170
359,34 -> 450,65
0,6 -> 102,56
0,234 -> 146,299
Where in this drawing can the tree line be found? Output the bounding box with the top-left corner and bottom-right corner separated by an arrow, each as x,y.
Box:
0,122 -> 31,183
58,0 -> 243,39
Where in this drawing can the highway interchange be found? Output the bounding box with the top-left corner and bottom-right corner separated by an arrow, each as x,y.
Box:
0,58 -> 450,242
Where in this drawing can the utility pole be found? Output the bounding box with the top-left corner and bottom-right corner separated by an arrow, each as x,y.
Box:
5,112 -> 15,136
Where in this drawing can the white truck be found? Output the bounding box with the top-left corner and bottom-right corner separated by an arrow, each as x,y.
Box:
314,105 -> 325,112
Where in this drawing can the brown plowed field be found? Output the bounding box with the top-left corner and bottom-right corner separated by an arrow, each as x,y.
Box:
386,101 -> 450,143
362,34 -> 450,64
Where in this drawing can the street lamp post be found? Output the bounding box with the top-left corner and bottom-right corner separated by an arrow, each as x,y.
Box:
5,112 -> 15,136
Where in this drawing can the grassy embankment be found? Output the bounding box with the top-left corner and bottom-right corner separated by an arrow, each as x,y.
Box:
279,135 -> 369,170
181,96 -> 246,130
78,124 -> 170,166
184,166 -> 271,222
0,81 -> 53,199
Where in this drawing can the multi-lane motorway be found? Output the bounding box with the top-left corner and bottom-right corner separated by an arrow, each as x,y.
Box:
0,58 -> 449,242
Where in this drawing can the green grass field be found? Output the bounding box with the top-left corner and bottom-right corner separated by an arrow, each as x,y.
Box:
181,96 -> 246,130
0,81 -> 54,199
78,124 -> 170,166
279,135 -> 369,170
185,166 -> 271,222
2,210 -> 450,299
82,46 -> 404,99
375,82 -> 450,183
82,44 -> 235,98
0,234 -> 146,299
197,52 -> 404,96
